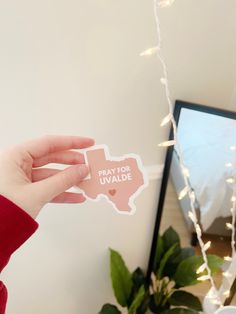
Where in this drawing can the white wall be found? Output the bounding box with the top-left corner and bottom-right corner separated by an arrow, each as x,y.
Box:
0,0 -> 236,313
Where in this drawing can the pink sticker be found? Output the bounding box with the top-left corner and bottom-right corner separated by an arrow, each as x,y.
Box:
77,145 -> 148,215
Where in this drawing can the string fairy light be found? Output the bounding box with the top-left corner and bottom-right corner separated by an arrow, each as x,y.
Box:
195,224 -> 202,236
158,140 -> 176,147
231,195 -> 236,202
211,299 -> 223,306
222,271 -> 233,279
203,241 -> 212,251
140,46 -> 159,57
223,159 -> 236,264
158,0 -> 176,8
178,186 -> 189,200
140,0 -> 223,307
226,222 -> 233,230
196,263 -> 207,275
142,0 -> 236,307
224,256 -> 233,262
160,113 -> 172,126
160,77 -> 168,85
223,290 -> 231,298
198,275 -> 211,282
188,211 -> 197,223
181,166 -> 190,177
230,175 -> 236,256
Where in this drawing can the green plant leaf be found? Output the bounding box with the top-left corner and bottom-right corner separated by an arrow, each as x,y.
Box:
99,304 -> 122,314
128,285 -> 146,314
110,249 -> 133,307
162,227 -> 180,251
136,292 -> 150,314
169,290 -> 202,311
163,247 -> 195,278
132,268 -> 146,291
153,235 -> 164,272
149,296 -> 169,313
174,254 -> 223,287
162,309 -> 198,314
157,243 -> 178,278
172,247 -> 195,264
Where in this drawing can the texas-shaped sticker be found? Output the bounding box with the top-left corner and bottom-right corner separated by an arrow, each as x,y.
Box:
77,145 -> 148,215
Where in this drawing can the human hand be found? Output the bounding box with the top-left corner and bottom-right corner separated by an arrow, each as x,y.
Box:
0,135 -> 94,219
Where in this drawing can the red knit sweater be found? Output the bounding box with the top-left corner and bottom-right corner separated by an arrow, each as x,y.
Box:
0,195 -> 38,314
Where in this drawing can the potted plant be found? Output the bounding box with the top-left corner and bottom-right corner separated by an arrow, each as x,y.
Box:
99,227 -> 223,314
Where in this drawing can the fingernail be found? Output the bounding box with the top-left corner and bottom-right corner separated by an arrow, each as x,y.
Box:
77,164 -> 89,178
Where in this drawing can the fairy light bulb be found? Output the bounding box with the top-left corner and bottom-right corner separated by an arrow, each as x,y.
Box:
225,163 -> 233,167
230,146 -> 236,151
226,178 -> 235,184
182,166 -> 190,177
207,290 -> 216,299
226,223 -> 233,230
160,114 -> 172,127
189,191 -> 195,201
195,224 -> 202,236
211,299 -> 222,305
224,256 -> 233,262
223,290 -> 230,297
197,275 -> 210,281
222,271 -> 233,278
160,77 -> 167,85
178,186 -> 189,200
188,211 -> 196,223
203,241 -> 211,251
231,196 -> 236,202
158,0 -> 175,8
158,140 -> 176,147
140,46 -> 159,57
196,263 -> 206,274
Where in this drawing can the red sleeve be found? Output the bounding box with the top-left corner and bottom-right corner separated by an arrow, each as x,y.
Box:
0,195 -> 38,314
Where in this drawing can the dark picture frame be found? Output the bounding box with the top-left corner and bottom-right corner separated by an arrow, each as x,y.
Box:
147,99 -> 236,304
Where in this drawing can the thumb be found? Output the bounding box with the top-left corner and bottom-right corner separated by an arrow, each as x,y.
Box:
34,164 -> 89,203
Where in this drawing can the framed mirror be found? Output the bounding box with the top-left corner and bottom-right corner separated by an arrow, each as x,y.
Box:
148,100 -> 236,305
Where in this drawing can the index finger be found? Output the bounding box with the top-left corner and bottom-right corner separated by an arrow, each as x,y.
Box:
22,135 -> 95,159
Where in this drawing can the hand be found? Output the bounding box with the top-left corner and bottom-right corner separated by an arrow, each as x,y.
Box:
0,135 -> 94,219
